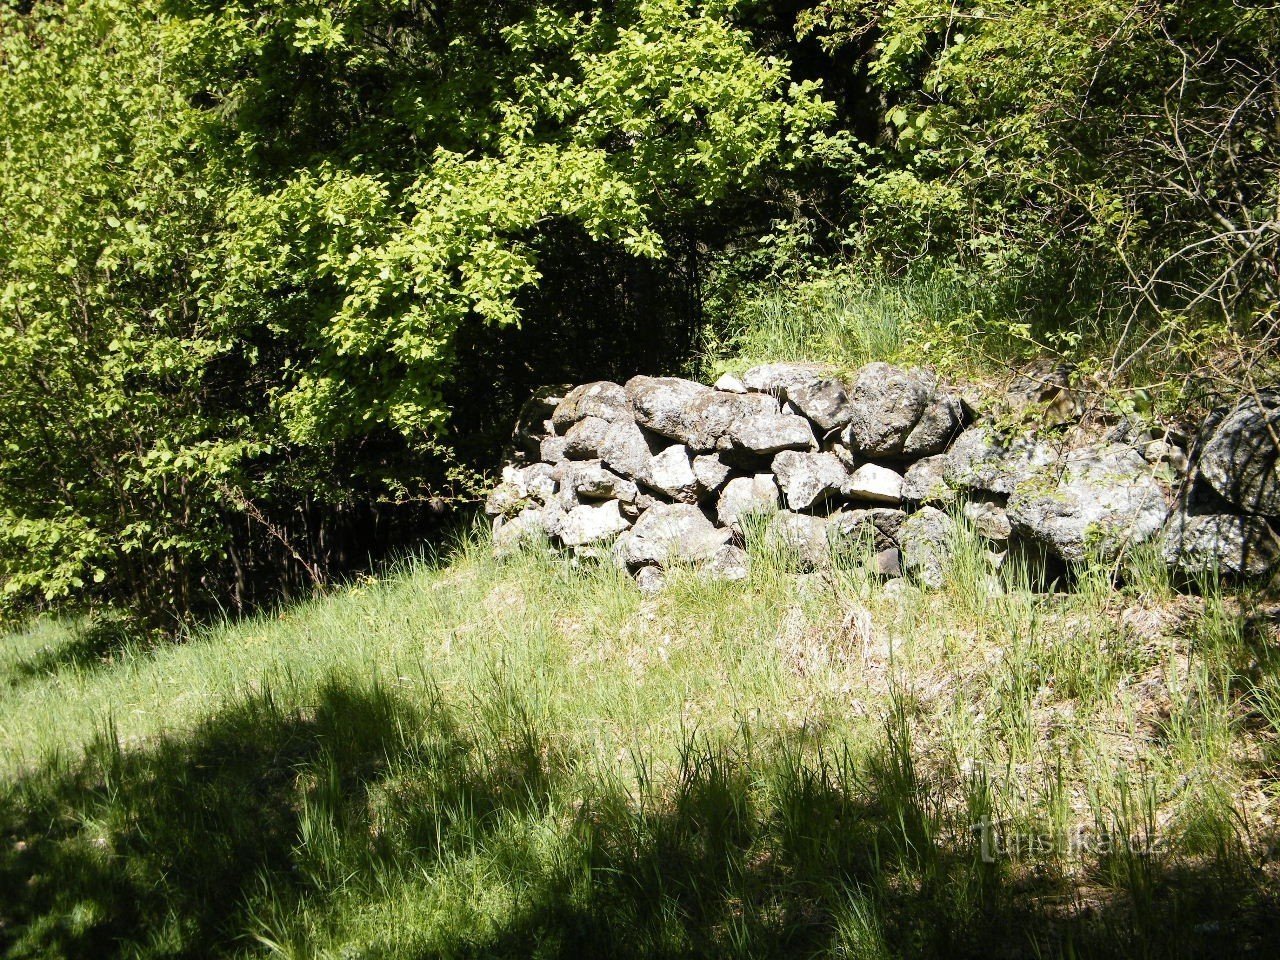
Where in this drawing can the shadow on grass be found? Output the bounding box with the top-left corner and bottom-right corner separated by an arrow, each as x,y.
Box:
1,676 -> 1277,960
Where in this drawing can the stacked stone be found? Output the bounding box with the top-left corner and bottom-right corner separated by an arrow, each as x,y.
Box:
485,363 -> 1280,589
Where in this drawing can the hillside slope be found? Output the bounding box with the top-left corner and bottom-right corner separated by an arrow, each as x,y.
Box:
3,522 -> 1279,958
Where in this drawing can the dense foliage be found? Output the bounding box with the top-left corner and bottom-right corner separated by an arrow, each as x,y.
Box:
1,0 -> 1275,624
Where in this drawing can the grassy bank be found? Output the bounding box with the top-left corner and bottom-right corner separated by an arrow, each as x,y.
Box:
3,520 -> 1279,958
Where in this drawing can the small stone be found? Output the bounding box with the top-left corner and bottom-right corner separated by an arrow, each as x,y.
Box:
635,566 -> 667,595
557,500 -> 632,547
829,508 -> 906,552
962,497 -> 1012,541
565,462 -> 638,504
902,391 -> 964,457
764,511 -> 832,569
713,372 -> 748,393
704,543 -> 750,581
842,463 -> 904,504
786,376 -> 856,432
692,453 -> 735,493
493,504 -> 564,557
540,435 -> 570,464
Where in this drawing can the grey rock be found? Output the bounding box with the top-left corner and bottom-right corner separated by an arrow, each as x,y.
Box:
874,547 -> 902,578
740,362 -> 836,398
564,462 -> 638,504
1196,395 -> 1280,515
772,450 -> 850,510
558,500 -> 633,547
713,372 -> 748,393
1142,439 -> 1188,474
902,391 -> 964,457
898,506 -> 957,589
614,503 -> 731,567
493,504 -> 564,556
704,544 -> 750,581
484,464 -> 559,517
843,363 -> 936,457
507,384 -> 572,462
787,376 -> 856,432
642,444 -> 701,503
1007,445 -> 1168,563
599,418 -> 660,481
962,497 -> 1012,542
829,508 -> 907,552
540,435 -> 570,464
692,453 -> 734,493
945,426 -> 1056,495
722,413 -> 817,455
764,511 -> 832,569
552,381 -> 630,429
563,416 -> 611,459
1161,511 -> 1280,577
626,376 -> 747,450
901,454 -> 954,504
635,565 -> 667,595
717,474 -> 781,533
842,463 -> 904,504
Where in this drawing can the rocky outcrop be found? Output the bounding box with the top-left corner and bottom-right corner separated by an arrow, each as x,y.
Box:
484,361 -> 1278,590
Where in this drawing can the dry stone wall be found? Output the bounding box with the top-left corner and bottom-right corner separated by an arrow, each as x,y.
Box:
485,364 -> 1280,590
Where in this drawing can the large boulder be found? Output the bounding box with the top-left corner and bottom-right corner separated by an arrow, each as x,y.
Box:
614,503 -> 731,567
721,413 -> 817,455
717,474 -> 781,533
740,362 -> 835,398
599,418 -> 661,481
558,500 -> 632,547
562,416 -> 611,459
898,507 -> 957,588
1007,445 -> 1168,563
945,426 -> 1056,495
1161,511 -> 1280,577
551,381 -> 630,429
842,363 -> 938,457
1195,395 -> 1280,516
786,376 -> 856,432
626,376 -> 759,451
772,450 -> 849,510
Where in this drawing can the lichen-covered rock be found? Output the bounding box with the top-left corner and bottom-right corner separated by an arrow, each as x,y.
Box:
740,362 -> 835,398
493,504 -> 564,556
829,508 -> 907,552
1007,445 -> 1168,563
786,376 -> 856,432
642,444 -> 700,503
842,463 -> 904,504
962,497 -> 1012,542
713,372 -> 748,393
598,418 -> 659,481
717,474 -> 780,533
901,455 -> 953,503
540,434 -> 570,464
558,500 -> 632,547
704,543 -> 750,581
772,450 -> 849,510
508,385 -> 572,463
902,391 -> 964,457
635,565 -> 667,594
1161,511 -> 1280,577
562,416 -> 611,459
944,426 -> 1056,495
1196,394 -> 1280,515
692,453 -> 734,493
614,503 -> 731,567
562,462 -> 638,504
722,413 -> 817,455
626,376 -> 754,451
552,381 -> 630,429
898,506 -> 956,588
485,463 -> 558,517
843,363 -> 937,457
764,511 -> 831,568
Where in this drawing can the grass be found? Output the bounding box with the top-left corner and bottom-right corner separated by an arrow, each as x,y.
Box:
2,522 -> 1279,958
